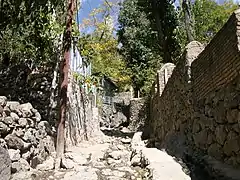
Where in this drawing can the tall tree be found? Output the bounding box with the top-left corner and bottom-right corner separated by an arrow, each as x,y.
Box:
55,0 -> 75,169
79,0 -> 131,91
176,0 -> 238,47
0,0 -> 65,67
192,0 -> 237,43
139,0 -> 181,63
118,0 -> 162,97
182,0 -> 195,42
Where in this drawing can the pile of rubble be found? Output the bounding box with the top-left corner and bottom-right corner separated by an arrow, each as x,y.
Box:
0,96 -> 55,179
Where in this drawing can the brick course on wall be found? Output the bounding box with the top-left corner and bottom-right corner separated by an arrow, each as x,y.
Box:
149,9 -> 240,171
192,12 -> 240,101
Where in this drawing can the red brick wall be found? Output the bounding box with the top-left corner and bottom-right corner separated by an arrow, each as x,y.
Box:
191,13 -> 240,101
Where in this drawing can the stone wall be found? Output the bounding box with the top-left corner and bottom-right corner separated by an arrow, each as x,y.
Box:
0,96 -> 55,177
65,72 -> 101,148
149,9 -> 240,171
100,92 -> 131,128
128,98 -> 148,132
149,41 -> 204,144
190,10 -> 240,167
0,64 -> 57,124
0,63 -> 101,146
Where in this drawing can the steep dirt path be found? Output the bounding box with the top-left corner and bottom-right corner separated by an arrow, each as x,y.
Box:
11,128 -> 191,180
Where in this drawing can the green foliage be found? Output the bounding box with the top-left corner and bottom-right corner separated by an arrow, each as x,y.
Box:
118,0 -> 174,96
176,0 -> 238,47
79,1 -> 131,92
193,0 -> 238,43
0,0 -> 66,67
139,0 -> 181,63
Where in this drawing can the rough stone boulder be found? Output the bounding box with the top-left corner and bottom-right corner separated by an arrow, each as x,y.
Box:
8,149 -> 21,162
128,98 -> 147,132
0,97 -> 55,174
113,111 -> 128,127
0,96 -> 7,106
4,134 -> 24,150
18,103 -> 33,118
0,147 -> 11,180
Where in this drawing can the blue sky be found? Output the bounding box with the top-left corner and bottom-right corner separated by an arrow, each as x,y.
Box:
78,0 -> 102,25
77,0 -> 239,30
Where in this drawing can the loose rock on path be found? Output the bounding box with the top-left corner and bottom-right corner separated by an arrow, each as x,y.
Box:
10,128 -> 190,180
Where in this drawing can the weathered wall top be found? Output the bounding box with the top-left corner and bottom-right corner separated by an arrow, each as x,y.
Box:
157,63 -> 176,96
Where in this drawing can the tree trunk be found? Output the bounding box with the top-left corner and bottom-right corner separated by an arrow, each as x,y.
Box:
182,0 -> 195,42
55,0 -> 75,169
151,0 -> 171,63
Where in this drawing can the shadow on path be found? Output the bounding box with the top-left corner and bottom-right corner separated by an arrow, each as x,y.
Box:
101,128 -> 134,139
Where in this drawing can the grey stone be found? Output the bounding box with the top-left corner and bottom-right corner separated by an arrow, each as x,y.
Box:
225,156 -> 239,166
198,116 -> 215,131
102,169 -> 126,177
108,151 -> 123,160
192,119 -> 201,133
61,158 -> 75,169
193,130 -> 208,148
3,117 -> 13,125
23,128 -> 37,144
106,157 -> 122,165
11,161 -> 21,173
113,111 -> 128,127
22,151 -> 31,161
8,149 -> 21,162
12,127 -> 25,137
129,98 -> 147,132
30,146 -> 39,156
207,133 -> 215,145
23,142 -> 32,151
205,105 -> 214,117
121,127 -> 131,133
121,138 -> 132,144
37,121 -> 51,135
131,132 -> 145,148
223,137 -> 240,156
0,105 -> 3,116
31,156 -> 43,168
31,108 -> 38,114
232,124 -> 240,133
36,156 -> 54,171
0,122 -> 10,135
38,135 -> 55,154
18,118 -> 28,127
10,112 -> 19,122
226,109 -> 239,124
0,138 -> 7,149
27,118 -> 35,127
4,134 -> 24,150
63,167 -> 98,180
32,112 -> 41,122
208,143 -> 223,160
3,106 -> 11,116
6,102 -> 20,112
0,147 -> 11,180
0,96 -> 7,107
18,103 -> 33,118
130,149 -> 149,167
227,130 -> 238,141
13,109 -> 23,118
19,158 -> 30,171
215,125 -> 227,145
